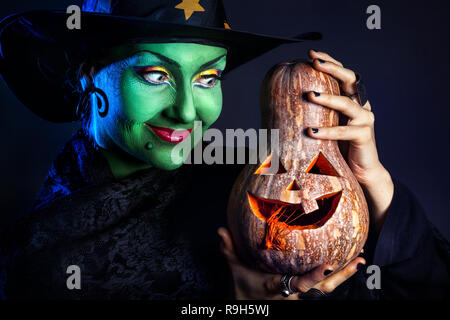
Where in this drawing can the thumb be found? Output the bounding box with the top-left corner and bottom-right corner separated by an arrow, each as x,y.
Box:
217,227 -> 239,264
362,100 -> 372,111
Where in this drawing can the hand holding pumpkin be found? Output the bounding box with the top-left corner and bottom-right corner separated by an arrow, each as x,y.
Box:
307,49 -> 394,232
218,227 -> 366,299
220,52 -> 391,300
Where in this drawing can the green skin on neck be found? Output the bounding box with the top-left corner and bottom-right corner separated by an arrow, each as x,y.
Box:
88,43 -> 227,179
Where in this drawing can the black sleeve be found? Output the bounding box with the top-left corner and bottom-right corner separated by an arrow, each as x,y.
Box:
361,179 -> 450,299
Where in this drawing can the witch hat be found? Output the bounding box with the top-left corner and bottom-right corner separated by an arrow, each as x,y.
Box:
0,0 -> 321,122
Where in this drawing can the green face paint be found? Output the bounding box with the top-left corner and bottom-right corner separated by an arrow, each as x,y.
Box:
90,43 -> 227,176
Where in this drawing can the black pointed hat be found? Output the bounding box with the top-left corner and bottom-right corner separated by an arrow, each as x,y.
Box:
0,0 -> 321,122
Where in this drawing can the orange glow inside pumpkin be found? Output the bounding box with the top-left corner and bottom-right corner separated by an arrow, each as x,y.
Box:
248,191 -> 342,250
305,152 -> 340,176
254,153 -> 286,175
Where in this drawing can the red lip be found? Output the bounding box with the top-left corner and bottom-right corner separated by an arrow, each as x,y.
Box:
145,124 -> 192,143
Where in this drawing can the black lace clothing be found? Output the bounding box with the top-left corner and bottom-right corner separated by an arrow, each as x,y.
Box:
2,129 -> 240,299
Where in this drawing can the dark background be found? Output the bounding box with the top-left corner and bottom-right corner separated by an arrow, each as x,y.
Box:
0,0 -> 449,240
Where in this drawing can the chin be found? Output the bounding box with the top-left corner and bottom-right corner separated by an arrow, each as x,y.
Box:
157,161 -> 184,171
144,154 -> 185,171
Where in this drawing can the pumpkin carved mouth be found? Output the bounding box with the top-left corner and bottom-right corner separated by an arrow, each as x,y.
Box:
248,191 -> 342,249
248,191 -> 342,229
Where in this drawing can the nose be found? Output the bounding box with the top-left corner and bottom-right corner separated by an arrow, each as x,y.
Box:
286,179 -> 301,191
280,179 -> 303,203
163,82 -> 196,124
283,180 -> 320,213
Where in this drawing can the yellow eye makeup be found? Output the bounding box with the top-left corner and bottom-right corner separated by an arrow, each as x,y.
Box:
194,69 -> 223,88
197,69 -> 221,78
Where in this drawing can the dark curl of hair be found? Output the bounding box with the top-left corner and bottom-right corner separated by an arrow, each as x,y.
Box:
73,47 -> 110,128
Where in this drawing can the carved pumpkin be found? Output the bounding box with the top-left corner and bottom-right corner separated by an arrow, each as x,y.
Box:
227,60 -> 369,275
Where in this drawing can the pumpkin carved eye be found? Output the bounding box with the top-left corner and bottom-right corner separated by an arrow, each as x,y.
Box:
305,152 -> 339,177
254,153 -> 286,175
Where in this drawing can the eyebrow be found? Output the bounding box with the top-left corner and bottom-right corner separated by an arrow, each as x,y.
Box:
135,50 -> 226,72
196,54 -> 227,72
135,50 -> 180,68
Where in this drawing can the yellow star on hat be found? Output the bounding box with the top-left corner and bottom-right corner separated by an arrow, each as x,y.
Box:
175,0 -> 205,20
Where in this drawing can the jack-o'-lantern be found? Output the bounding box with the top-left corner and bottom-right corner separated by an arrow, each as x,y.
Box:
227,60 -> 369,275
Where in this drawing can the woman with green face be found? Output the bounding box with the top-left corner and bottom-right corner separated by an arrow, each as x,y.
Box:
0,0 -> 322,299
90,43 -> 228,176
3,0 -> 447,301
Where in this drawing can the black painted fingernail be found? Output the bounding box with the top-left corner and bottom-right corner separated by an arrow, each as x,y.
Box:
313,91 -> 320,97
324,269 -> 332,276
312,128 -> 319,134
318,59 -> 325,64
357,263 -> 365,271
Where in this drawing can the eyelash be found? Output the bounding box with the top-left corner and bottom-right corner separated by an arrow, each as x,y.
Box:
134,66 -> 171,86
194,72 -> 225,88
134,66 -> 224,88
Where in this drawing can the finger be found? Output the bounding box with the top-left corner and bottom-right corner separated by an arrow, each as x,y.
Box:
312,59 -> 357,94
261,274 -> 298,300
362,100 -> 372,111
289,264 -> 334,294
263,274 -> 282,294
315,258 -> 366,293
217,227 -> 239,265
308,125 -> 374,145
264,265 -> 332,295
308,91 -> 364,120
309,49 -> 343,67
